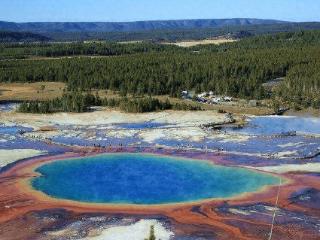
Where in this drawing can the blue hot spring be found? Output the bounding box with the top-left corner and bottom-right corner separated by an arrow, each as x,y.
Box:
32,154 -> 280,205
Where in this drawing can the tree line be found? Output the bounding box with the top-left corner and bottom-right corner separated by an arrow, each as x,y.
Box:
0,41 -> 183,60
18,92 -> 202,114
18,91 -> 98,113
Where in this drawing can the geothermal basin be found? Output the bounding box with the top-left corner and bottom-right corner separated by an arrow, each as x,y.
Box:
31,153 -> 280,205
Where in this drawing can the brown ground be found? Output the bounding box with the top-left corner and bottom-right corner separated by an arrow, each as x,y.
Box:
164,38 -> 237,48
0,82 -> 66,101
284,108 -> 320,117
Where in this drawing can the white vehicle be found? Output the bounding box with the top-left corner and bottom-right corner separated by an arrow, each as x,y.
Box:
224,96 -> 233,102
197,92 -> 208,98
211,97 -> 222,104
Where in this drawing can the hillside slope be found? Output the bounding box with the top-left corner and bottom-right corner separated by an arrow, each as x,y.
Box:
0,19 -> 286,33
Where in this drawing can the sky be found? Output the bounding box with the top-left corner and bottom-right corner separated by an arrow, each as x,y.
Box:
1,0 -> 320,23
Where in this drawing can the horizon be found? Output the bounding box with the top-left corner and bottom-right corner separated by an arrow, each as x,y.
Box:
1,0 -> 320,23
0,17 -> 303,24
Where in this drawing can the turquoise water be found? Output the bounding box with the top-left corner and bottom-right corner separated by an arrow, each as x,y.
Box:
32,154 -> 279,205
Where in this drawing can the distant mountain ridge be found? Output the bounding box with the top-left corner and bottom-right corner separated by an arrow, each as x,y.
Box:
0,31 -> 50,42
0,18 -> 287,32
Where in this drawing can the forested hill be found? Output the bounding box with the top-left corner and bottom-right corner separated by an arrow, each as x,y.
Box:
0,31 -> 50,42
0,19 -> 285,33
0,30 -> 320,109
2,21 -> 320,42
40,22 -> 320,42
